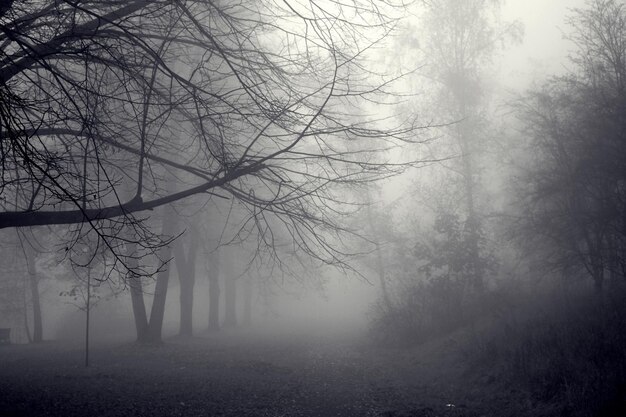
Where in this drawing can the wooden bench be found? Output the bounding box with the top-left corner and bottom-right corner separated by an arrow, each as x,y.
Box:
0,328 -> 10,345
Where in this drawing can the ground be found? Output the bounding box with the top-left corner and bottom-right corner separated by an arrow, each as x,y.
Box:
0,327 -> 533,417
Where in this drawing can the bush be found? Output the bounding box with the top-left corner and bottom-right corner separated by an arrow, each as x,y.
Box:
368,275 -> 484,346
369,275 -> 626,416
473,291 -> 626,417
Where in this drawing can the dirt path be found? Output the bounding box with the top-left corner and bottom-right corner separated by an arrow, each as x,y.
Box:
0,329 -> 490,417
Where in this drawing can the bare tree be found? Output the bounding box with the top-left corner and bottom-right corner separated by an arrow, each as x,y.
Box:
409,0 -> 521,291
22,237 -> 42,343
514,0 -> 626,292
206,248 -> 221,332
173,223 -> 199,337
0,1 -> 423,272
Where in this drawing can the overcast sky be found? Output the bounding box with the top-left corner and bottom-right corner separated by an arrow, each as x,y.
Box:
500,0 -> 587,89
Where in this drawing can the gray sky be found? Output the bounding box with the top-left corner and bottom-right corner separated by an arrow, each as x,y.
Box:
500,0 -> 587,89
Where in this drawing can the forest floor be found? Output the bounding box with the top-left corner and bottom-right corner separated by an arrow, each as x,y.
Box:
0,326 -> 541,417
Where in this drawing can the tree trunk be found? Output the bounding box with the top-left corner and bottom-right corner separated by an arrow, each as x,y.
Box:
174,228 -> 198,337
145,205 -> 177,343
242,277 -> 252,327
364,187 -> 392,310
608,236 -> 619,289
24,245 -> 42,343
177,262 -> 195,337
22,280 -> 32,343
223,275 -> 237,328
146,265 -> 172,343
127,241 -> 150,342
588,232 -> 605,294
593,264 -> 604,294
208,251 -> 221,331
85,267 -> 91,367
121,180 -> 150,343
458,102 -> 483,294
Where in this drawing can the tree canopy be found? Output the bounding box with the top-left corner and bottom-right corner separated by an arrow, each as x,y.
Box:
0,1 -> 422,268
515,0 -> 626,290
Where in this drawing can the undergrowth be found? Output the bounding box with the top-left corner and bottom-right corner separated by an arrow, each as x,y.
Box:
370,280 -> 626,416
475,291 -> 626,417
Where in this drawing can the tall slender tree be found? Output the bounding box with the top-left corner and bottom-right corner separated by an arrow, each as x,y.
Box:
415,0 -> 520,291
207,249 -> 221,332
174,226 -> 199,337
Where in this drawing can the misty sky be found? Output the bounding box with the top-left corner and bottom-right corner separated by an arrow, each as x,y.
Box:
501,0 -> 587,88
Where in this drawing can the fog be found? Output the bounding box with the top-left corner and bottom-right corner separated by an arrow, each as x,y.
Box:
1,1 -> 626,416
501,0 -> 586,84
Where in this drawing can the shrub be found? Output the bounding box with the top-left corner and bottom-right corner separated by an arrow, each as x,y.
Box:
473,291 -> 626,417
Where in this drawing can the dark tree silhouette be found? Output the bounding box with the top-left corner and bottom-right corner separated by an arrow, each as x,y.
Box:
0,1 -> 422,269
515,0 -> 626,291
1,1 -> 427,343
413,0 -> 520,292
